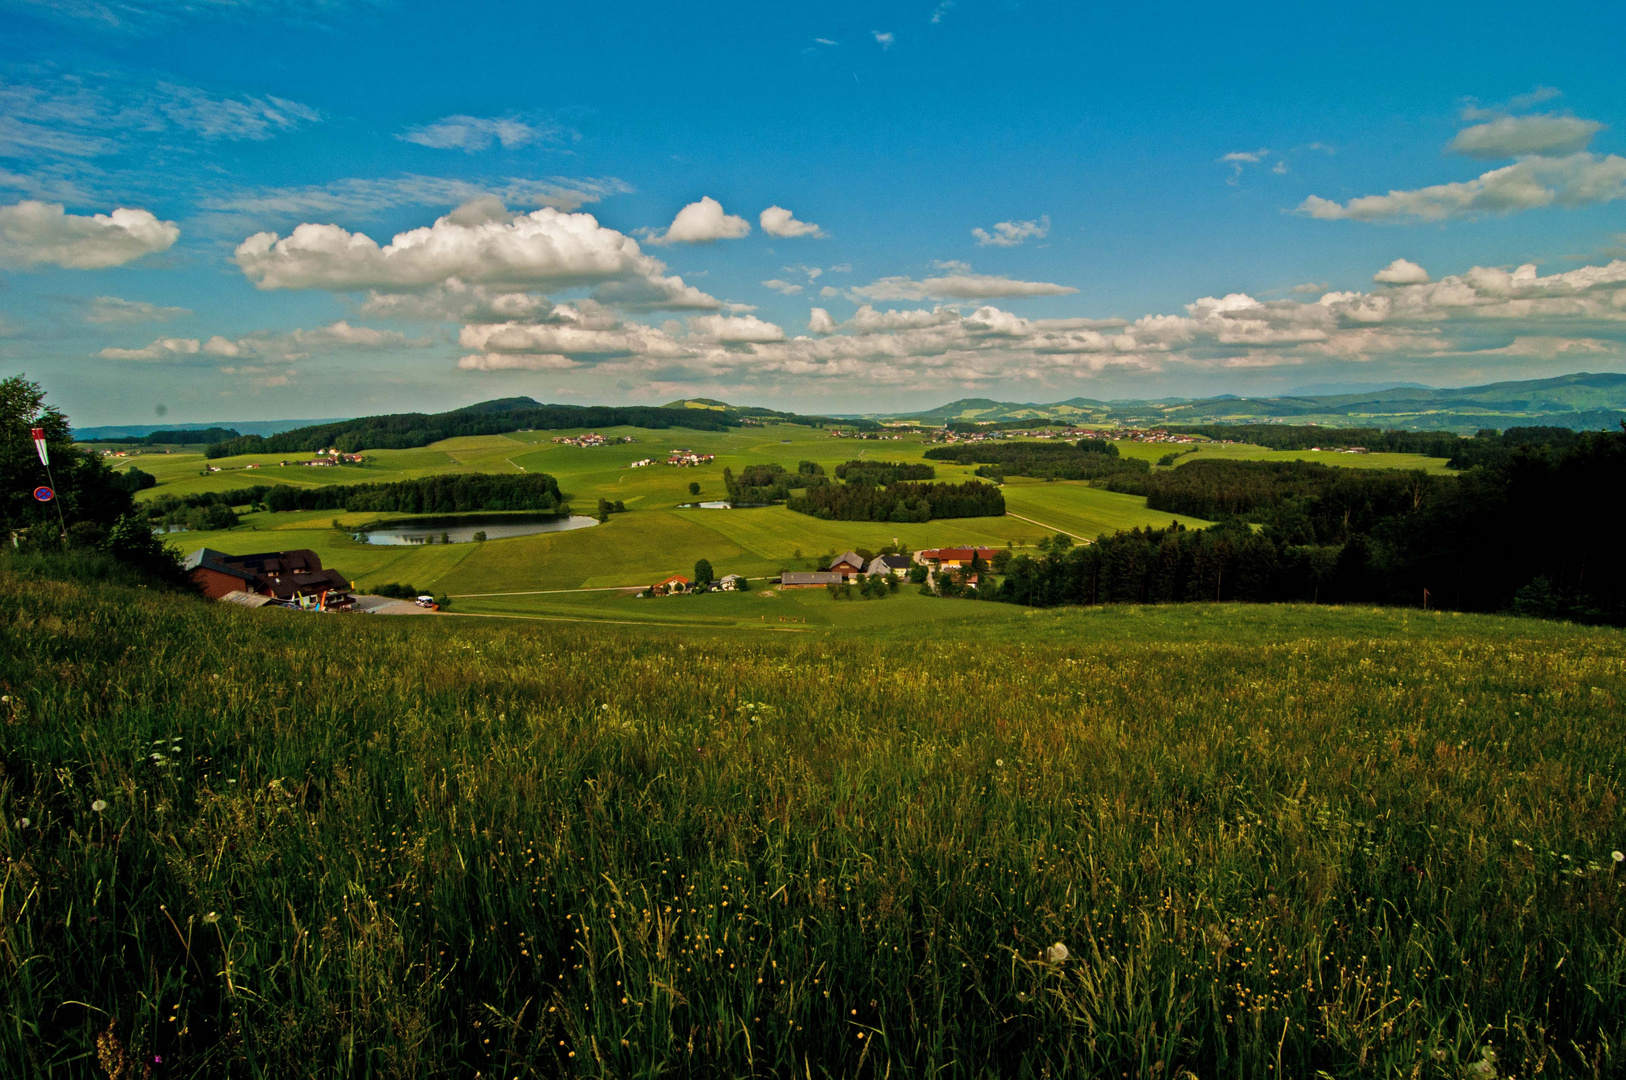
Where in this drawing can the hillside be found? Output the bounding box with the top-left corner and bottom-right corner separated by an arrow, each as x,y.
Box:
890,372 -> 1626,431
2,569 -> 1621,1076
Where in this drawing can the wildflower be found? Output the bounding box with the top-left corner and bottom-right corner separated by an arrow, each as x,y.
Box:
91,799 -> 107,813
1044,942 -> 1069,964
601,703 -> 611,711
17,818 -> 29,828
995,758 -> 1004,767
203,911 -> 220,924
1613,851 -> 1624,863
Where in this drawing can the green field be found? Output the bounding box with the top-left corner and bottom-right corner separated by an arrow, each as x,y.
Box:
126,422 -> 1466,604
3,568 -> 1622,1077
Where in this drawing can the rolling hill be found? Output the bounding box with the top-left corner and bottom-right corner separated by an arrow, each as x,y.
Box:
887,372 -> 1626,431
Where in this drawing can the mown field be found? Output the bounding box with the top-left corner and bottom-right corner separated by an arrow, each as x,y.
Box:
1,569 -> 1623,1078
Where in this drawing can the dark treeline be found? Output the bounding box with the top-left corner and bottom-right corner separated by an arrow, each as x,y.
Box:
1105,459 -> 1445,523
926,438 -> 1147,481
986,426 -> 1626,623
944,418 -> 1072,433
109,467 -> 157,494
83,427 -> 242,446
833,460 -> 936,485
791,480 -> 1004,522
205,401 -> 739,458
1163,422 -> 1620,470
723,462 -> 829,504
1164,424 -> 1465,456
261,473 -> 565,514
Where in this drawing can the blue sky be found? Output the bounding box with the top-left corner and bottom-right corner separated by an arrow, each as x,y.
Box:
2,0 -> 1625,423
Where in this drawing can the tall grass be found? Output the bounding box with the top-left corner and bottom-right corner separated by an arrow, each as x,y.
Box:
1,570 -> 1623,1077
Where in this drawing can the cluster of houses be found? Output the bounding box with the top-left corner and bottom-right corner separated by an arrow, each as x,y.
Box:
645,546 -> 1001,595
666,449 -> 715,467
552,433 -> 634,447
646,572 -> 749,596
185,547 -> 356,611
931,426 -> 1200,446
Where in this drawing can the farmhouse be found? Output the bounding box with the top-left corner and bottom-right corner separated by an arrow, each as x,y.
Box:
866,554 -> 912,577
718,574 -> 747,591
779,571 -> 846,588
828,552 -> 867,580
919,547 -> 999,568
650,574 -> 691,596
184,548 -> 355,610
666,450 -> 715,467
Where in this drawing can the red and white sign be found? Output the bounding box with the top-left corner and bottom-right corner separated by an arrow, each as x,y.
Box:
30,426 -> 49,467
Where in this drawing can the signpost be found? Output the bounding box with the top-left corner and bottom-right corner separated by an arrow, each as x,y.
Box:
29,424 -> 69,540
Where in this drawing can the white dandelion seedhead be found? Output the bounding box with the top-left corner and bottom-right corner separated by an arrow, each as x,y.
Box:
90,799 -> 107,813
1044,941 -> 1069,964
17,817 -> 29,828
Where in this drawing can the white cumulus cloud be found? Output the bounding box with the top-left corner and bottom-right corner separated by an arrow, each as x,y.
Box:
0,199 -> 178,268
760,205 -> 824,238
233,200 -> 721,312
645,196 -> 751,245
973,215 -> 1050,247
690,314 -> 785,343
98,336 -> 199,361
1373,259 -> 1431,285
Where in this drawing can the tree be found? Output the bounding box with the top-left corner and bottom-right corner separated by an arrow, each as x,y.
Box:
472,531 -> 487,542
693,558 -> 714,586
689,481 -> 701,497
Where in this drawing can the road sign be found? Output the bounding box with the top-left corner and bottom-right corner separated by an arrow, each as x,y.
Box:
30,426 -> 49,467
33,486 -> 54,502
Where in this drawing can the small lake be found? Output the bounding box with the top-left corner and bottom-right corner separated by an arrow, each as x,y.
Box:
354,513 -> 599,546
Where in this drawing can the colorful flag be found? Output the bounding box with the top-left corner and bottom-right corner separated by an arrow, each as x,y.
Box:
30,426 -> 49,467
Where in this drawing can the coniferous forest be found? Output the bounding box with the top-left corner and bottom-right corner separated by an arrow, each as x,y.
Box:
983,426 -> 1626,623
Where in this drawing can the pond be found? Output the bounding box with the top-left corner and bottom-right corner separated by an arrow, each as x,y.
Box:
353,513 -> 599,546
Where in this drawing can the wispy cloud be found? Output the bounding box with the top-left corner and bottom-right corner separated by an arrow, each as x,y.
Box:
399,114 -> 563,153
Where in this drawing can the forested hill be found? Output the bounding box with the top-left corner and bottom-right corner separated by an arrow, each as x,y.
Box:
204,398 -> 874,457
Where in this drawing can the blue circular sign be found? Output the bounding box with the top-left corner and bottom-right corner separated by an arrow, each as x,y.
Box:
33,486 -> 54,502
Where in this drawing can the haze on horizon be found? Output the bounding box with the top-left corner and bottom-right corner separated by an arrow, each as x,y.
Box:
2,0 -> 1625,426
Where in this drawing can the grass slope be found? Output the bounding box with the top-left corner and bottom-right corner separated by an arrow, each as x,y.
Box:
2,572 -> 1622,1077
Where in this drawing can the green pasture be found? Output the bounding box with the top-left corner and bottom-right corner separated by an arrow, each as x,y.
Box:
1167,441 -> 1454,474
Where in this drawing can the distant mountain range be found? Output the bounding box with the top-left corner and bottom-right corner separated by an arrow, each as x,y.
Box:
879,372 -> 1626,432
70,372 -> 1626,442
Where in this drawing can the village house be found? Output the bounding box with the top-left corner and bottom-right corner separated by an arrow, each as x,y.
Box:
184,548 -> 355,610
828,552 -> 867,580
866,554 -> 912,577
919,547 -> 999,569
718,574 -> 746,591
779,571 -> 846,588
666,450 -> 715,467
650,574 -> 690,596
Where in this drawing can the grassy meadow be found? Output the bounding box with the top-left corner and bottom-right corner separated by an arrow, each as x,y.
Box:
2,568 -> 1623,1078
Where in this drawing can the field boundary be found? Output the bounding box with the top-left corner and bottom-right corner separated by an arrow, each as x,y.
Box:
1005,512 -> 1092,542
